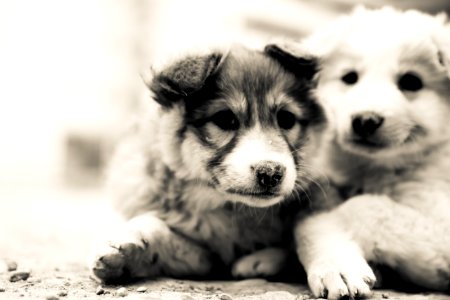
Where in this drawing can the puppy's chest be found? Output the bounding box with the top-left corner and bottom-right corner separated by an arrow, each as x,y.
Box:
155,183 -> 292,264
172,206 -> 288,264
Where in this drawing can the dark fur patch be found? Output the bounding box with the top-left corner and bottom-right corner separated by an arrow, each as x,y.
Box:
207,134 -> 240,177
288,81 -> 325,126
150,53 -> 224,107
264,44 -> 318,81
264,44 -> 324,128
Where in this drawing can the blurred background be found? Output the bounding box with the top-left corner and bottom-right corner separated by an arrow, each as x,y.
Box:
0,0 -> 449,269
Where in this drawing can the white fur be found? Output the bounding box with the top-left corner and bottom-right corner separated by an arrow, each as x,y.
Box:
222,126 -> 296,207
292,7 -> 450,299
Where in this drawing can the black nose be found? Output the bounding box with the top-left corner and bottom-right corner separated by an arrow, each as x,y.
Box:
352,112 -> 384,138
254,161 -> 285,189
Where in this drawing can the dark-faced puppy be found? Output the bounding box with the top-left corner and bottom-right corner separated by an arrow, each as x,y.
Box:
89,46 -> 325,282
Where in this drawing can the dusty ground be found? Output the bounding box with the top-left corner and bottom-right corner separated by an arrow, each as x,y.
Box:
1,186 -> 450,300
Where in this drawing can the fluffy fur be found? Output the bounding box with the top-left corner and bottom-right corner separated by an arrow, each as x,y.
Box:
278,7 -> 450,299
89,46 -> 326,282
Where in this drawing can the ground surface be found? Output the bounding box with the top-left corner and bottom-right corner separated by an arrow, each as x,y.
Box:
1,187 -> 450,300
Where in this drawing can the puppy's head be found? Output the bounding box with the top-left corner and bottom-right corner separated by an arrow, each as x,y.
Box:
148,46 -> 324,207
304,7 -> 450,162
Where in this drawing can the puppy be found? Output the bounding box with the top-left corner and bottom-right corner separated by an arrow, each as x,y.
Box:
89,45 -> 325,282
274,7 -> 450,299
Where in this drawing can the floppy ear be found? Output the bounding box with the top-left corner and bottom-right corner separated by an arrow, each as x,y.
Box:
149,52 -> 225,107
264,42 -> 319,81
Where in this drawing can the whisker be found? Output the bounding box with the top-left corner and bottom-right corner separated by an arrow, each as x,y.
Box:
256,206 -> 269,226
296,184 -> 313,209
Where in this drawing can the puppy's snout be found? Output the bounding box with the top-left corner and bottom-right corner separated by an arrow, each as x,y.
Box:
253,161 -> 285,189
352,112 -> 384,138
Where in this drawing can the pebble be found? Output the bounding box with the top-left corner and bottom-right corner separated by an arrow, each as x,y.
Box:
0,287 -> 5,292
382,293 -> 389,299
6,260 -> 18,272
117,287 -> 128,297
261,291 -> 297,300
46,295 -> 59,300
9,271 -> 30,282
136,286 -> 147,293
219,294 -> 233,300
96,286 -> 105,295
58,290 -> 68,297
28,278 -> 41,284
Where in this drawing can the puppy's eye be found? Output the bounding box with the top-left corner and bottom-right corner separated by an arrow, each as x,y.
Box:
277,110 -> 297,130
210,110 -> 239,131
341,71 -> 358,85
398,72 -> 423,92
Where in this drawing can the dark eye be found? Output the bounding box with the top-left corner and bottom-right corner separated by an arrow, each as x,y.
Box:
341,71 -> 358,85
277,110 -> 297,130
210,110 -> 239,131
398,72 -> 423,92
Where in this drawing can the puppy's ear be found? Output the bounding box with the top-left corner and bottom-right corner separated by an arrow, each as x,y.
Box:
264,43 -> 318,81
149,52 -> 225,107
432,25 -> 450,78
427,13 -> 450,77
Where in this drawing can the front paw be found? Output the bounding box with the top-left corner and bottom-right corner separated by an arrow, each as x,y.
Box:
231,248 -> 287,278
90,242 -> 159,282
307,256 -> 376,300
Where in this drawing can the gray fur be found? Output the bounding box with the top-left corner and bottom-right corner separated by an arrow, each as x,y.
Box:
89,46 -> 325,282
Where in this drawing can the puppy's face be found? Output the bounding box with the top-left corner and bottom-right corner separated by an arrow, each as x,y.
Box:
149,47 -> 324,207
309,7 -> 450,160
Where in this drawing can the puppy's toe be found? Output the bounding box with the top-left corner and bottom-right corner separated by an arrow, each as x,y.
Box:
232,258 -> 274,278
231,256 -> 262,278
92,248 -> 127,281
322,272 -> 349,300
307,258 -> 375,299
91,242 -> 146,282
308,271 -> 349,300
307,273 -> 327,299
231,248 -> 287,278
344,272 -> 375,299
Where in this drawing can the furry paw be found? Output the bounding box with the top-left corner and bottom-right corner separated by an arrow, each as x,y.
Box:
91,242 -> 158,282
231,248 -> 287,278
307,257 -> 376,300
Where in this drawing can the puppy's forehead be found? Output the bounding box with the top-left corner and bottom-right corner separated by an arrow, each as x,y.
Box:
398,40 -> 441,69
330,38 -> 444,79
219,50 -> 299,112
330,9 -> 444,59
219,50 -> 295,100
326,31 -> 442,76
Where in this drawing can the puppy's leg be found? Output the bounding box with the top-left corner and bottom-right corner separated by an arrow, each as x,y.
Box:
90,212 -> 212,282
394,182 -> 450,230
231,248 -> 288,278
297,194 -> 450,299
336,194 -> 450,291
296,209 -> 376,300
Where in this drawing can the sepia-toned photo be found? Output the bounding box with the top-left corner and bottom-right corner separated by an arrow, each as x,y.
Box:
1,1 -> 450,299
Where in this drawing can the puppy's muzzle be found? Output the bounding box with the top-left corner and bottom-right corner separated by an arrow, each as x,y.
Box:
352,112 -> 384,139
253,161 -> 285,190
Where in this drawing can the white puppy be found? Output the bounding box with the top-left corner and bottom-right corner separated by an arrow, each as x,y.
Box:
275,7 -> 450,299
